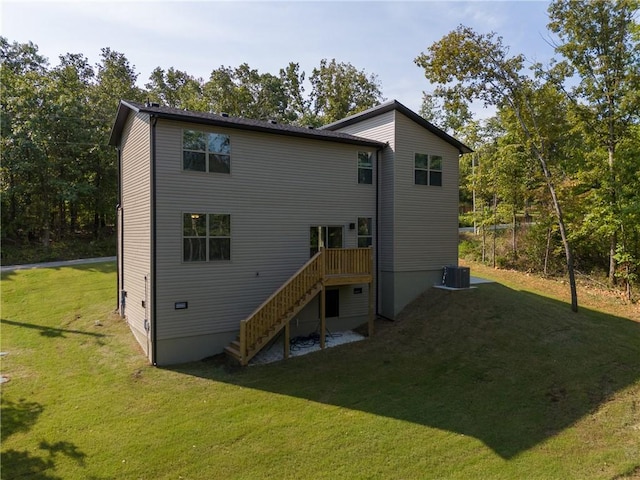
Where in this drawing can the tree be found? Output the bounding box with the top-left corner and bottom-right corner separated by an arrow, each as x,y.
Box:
309,58 -> 384,124
415,26 -> 580,311
612,124 -> 640,299
202,63 -> 289,121
146,67 -> 205,110
90,48 -> 143,237
279,62 -> 313,125
419,91 -> 474,136
547,0 -> 640,283
0,38 -> 52,245
1,45 -> 387,255
200,59 -> 383,127
45,53 -> 96,236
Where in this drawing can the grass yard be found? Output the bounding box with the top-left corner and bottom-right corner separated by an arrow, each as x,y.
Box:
1,262 -> 639,479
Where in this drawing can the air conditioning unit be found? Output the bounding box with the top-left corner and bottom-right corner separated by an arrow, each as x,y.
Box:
443,265 -> 470,288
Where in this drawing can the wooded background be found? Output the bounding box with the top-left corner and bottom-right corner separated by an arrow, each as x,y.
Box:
1,0 -> 638,301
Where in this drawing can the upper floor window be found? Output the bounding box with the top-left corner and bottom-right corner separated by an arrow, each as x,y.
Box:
183,213 -> 231,262
183,130 -> 230,174
357,217 -> 372,248
415,153 -> 442,186
358,151 -> 373,184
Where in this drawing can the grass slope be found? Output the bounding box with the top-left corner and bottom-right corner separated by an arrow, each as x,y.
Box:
1,263 -> 639,479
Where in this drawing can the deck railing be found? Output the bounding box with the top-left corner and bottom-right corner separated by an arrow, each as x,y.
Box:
230,247 -> 373,365
324,248 -> 372,276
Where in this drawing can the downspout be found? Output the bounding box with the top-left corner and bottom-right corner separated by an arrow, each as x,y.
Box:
116,146 -> 122,312
150,115 -> 158,366
375,145 -> 384,317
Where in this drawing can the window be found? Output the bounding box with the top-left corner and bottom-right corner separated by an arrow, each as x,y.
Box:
183,130 -> 230,174
357,217 -> 372,247
414,153 -> 442,186
183,213 -> 231,262
358,151 -> 373,184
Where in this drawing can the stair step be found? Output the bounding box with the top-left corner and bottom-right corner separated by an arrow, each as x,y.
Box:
227,274 -> 325,365
224,345 -> 242,361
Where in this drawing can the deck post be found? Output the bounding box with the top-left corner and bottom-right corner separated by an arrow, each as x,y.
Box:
320,248 -> 326,349
368,281 -> 374,337
368,247 -> 374,337
284,320 -> 290,360
320,286 -> 326,349
239,321 -> 247,366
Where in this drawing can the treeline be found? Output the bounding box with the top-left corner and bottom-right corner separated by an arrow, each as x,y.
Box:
2,0 -> 638,304
0,37 -> 383,253
417,0 -> 639,301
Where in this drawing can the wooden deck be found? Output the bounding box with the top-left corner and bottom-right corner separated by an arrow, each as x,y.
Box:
225,248 -> 374,365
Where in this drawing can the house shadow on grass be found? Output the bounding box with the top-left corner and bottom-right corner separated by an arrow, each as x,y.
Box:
169,283 -> 640,460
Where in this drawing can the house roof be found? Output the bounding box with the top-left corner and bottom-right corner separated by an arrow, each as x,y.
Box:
108,100 -> 386,149
321,100 -> 473,154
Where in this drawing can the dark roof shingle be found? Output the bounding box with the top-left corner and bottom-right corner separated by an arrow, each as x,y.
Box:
322,100 -> 473,154
109,100 -> 386,148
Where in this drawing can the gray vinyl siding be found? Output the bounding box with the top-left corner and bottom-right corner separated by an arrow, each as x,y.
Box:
153,119 -> 376,341
337,110 -> 459,272
334,109 -> 460,318
392,112 -> 459,271
120,112 -> 151,353
331,110 -> 396,272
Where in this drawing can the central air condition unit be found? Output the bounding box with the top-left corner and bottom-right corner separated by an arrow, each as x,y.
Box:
443,265 -> 471,288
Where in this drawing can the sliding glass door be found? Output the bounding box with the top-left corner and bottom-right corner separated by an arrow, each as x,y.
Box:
310,226 -> 343,257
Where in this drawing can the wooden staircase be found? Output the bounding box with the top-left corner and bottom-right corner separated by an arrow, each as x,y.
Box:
224,248 -> 373,366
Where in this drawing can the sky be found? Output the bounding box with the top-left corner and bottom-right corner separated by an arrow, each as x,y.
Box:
1,1 -> 557,116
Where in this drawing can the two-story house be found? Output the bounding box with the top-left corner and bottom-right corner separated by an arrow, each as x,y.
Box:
109,99 -> 471,365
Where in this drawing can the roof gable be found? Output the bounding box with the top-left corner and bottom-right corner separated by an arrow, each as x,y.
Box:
321,100 -> 473,154
109,100 -> 385,149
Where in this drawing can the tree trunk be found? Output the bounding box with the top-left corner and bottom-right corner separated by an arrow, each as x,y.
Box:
481,202 -> 487,263
472,154 -> 477,234
544,226 -> 551,276
508,102 -> 578,312
42,216 -> 51,248
512,206 -> 517,260
608,145 -> 617,285
482,223 -> 486,263
93,160 -> 103,239
70,202 -> 78,232
57,200 -> 66,238
492,193 -> 497,268
94,213 -> 101,239
538,154 -> 578,312
609,230 -> 617,285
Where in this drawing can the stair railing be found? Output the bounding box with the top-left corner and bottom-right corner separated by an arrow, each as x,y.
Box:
239,251 -> 324,364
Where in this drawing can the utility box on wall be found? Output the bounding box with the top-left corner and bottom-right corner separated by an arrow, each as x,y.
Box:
443,266 -> 470,288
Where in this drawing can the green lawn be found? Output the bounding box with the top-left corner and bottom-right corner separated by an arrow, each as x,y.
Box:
2,263 -> 639,479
